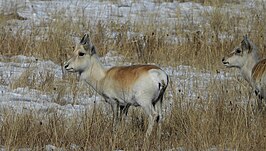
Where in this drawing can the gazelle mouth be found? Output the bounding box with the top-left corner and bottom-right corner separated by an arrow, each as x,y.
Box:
222,61 -> 230,65
65,68 -> 75,72
222,62 -> 235,68
222,61 -> 232,68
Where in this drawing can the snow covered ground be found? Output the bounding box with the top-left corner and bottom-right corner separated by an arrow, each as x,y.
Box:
1,0 -> 263,42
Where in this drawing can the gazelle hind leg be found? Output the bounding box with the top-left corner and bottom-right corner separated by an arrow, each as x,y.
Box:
142,104 -> 158,138
155,95 -> 164,122
156,96 -> 163,139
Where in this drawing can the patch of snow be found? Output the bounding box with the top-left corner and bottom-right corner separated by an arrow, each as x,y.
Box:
0,56 -> 62,85
2,0 -> 262,45
45,145 -> 63,151
0,0 -> 217,42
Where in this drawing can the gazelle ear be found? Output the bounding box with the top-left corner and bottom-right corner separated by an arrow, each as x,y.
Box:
90,45 -> 96,56
241,35 -> 252,52
80,34 -> 90,45
80,34 -> 97,55
80,33 -> 93,51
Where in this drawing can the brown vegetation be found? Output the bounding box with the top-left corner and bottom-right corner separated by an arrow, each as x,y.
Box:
0,0 -> 266,150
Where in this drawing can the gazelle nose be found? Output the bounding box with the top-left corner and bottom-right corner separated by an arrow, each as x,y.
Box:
64,63 -> 69,69
222,57 -> 225,62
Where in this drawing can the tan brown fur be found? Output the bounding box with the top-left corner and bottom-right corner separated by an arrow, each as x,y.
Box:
105,65 -> 161,88
252,59 -> 266,83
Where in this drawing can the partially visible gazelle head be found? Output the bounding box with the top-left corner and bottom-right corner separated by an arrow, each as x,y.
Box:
222,35 -> 257,69
222,36 -> 266,110
64,34 -> 97,73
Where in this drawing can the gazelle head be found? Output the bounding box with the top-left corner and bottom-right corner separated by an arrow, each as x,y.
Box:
64,34 -> 97,73
222,35 -> 256,69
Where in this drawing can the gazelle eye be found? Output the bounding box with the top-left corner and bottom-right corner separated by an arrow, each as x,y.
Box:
236,49 -> 241,54
78,52 -> 85,56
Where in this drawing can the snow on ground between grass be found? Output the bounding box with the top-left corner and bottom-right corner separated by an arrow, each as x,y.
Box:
1,0 -> 257,42
0,52 -> 233,117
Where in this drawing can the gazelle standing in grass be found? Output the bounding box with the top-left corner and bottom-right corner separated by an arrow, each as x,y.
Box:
222,35 -> 266,109
64,34 -> 169,138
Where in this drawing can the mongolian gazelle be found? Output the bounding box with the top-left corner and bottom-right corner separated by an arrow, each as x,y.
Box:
64,34 -> 169,138
222,35 -> 266,109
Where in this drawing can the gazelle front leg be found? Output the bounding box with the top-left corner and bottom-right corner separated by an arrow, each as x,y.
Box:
119,104 -> 130,121
110,103 -> 120,132
255,89 -> 264,111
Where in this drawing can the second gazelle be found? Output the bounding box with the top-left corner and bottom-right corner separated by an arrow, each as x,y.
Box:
64,34 -> 169,137
222,35 -> 266,109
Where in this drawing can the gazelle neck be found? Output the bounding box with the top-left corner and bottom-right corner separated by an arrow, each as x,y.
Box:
80,55 -> 106,94
241,52 -> 259,86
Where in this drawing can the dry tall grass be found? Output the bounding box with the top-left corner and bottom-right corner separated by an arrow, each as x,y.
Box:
1,0 -> 266,150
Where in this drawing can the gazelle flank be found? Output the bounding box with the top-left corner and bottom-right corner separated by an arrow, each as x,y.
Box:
222,35 -> 266,109
64,34 -> 169,138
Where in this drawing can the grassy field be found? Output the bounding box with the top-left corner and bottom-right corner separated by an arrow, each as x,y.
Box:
1,0 -> 266,150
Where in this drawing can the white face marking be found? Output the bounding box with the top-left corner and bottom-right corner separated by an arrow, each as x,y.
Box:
64,34 -> 95,73
223,47 -> 247,68
222,36 -> 253,69
64,45 -> 91,73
